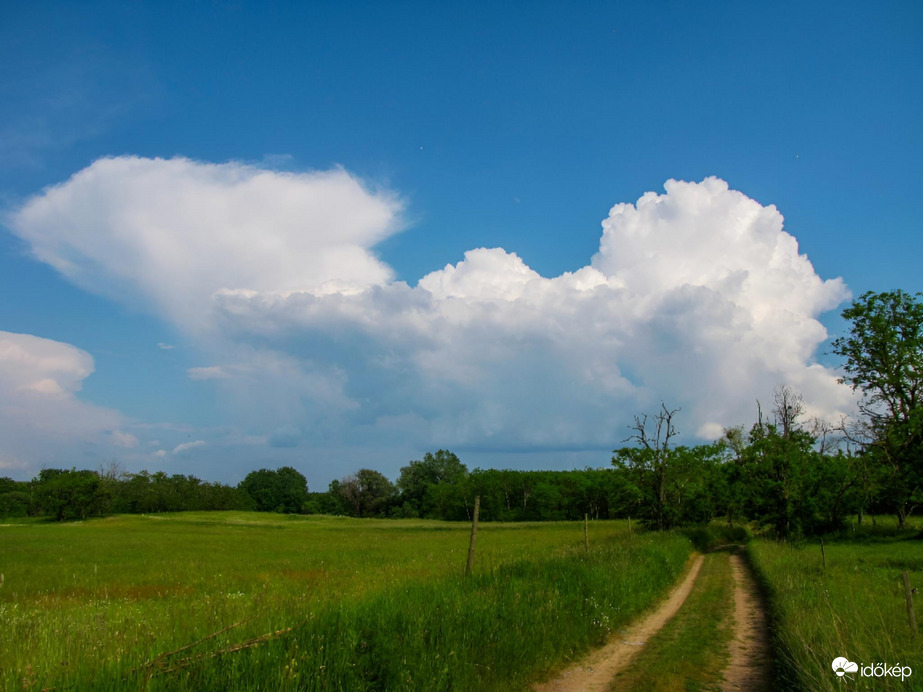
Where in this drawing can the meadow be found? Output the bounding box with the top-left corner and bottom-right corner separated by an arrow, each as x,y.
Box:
749,519 -> 923,691
1,512 -> 692,690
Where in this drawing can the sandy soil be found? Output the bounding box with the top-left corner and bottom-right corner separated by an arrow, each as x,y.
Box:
720,549 -> 773,691
532,553 -> 705,692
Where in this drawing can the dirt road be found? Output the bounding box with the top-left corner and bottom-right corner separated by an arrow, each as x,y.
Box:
532,547 -> 772,692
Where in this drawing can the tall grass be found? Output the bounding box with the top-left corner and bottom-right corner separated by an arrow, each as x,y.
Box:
1,513 -> 691,690
135,533 -> 690,691
749,524 -> 923,692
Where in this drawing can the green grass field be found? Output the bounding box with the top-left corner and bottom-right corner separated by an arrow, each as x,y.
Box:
1,512 -> 692,690
749,519 -> 923,692
11,511 -> 922,690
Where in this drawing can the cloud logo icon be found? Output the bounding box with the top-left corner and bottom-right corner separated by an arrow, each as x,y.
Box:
832,657 -> 859,677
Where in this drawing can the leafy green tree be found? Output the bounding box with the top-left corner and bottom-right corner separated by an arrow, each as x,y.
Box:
726,387 -> 862,537
574,469 -> 616,520
202,479 -> 247,510
0,476 -> 30,518
613,442 -> 726,530
466,469 -> 516,521
832,290 -> 923,527
239,467 -> 309,513
423,481 -> 469,520
33,468 -> 107,521
239,469 -> 276,511
102,468 -> 243,513
303,489 -> 341,515
397,450 -> 468,517
336,469 -> 396,517
273,466 -> 310,513
809,450 -> 864,531
524,479 -> 565,520
612,404 -> 730,529
674,443 -> 728,524
117,470 -> 157,513
733,419 -> 815,538
463,468 -> 623,522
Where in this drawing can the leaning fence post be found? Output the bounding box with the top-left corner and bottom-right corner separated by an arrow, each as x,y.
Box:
904,570 -> 918,636
465,496 -> 480,577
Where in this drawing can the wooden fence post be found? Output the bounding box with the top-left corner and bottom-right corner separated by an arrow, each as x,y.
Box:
584,514 -> 589,554
465,496 -> 480,577
820,538 -> 826,570
904,570 -> 918,636
628,516 -> 632,542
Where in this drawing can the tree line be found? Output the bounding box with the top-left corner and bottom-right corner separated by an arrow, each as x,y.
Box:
2,290 -> 920,539
0,467 -> 246,521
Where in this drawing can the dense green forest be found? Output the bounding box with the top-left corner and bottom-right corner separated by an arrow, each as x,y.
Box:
3,290 -> 920,539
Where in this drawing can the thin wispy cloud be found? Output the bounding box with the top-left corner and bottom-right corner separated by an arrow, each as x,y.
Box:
172,440 -> 206,455
0,38 -> 157,170
187,366 -> 231,380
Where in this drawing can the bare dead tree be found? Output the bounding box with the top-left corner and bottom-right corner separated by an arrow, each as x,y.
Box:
98,460 -> 129,482
772,385 -> 804,439
625,402 -> 680,455
622,403 -> 680,530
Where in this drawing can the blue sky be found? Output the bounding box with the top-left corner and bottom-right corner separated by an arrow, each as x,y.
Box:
1,1 -> 920,487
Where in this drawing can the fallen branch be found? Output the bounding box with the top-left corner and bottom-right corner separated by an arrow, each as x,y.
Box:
131,622 -> 297,679
133,619 -> 248,674
158,625 -> 295,674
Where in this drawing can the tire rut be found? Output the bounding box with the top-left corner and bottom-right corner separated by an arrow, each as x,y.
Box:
532,553 -> 705,692
720,548 -> 772,691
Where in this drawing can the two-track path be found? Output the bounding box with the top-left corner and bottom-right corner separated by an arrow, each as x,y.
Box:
533,547 -> 772,692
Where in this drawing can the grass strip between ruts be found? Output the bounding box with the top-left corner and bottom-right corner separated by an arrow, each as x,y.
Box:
608,549 -> 735,692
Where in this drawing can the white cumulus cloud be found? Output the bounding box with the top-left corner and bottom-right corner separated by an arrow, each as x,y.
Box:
8,162 -> 857,470
212,177 -> 855,448
0,331 -> 136,475
0,330 -> 94,395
